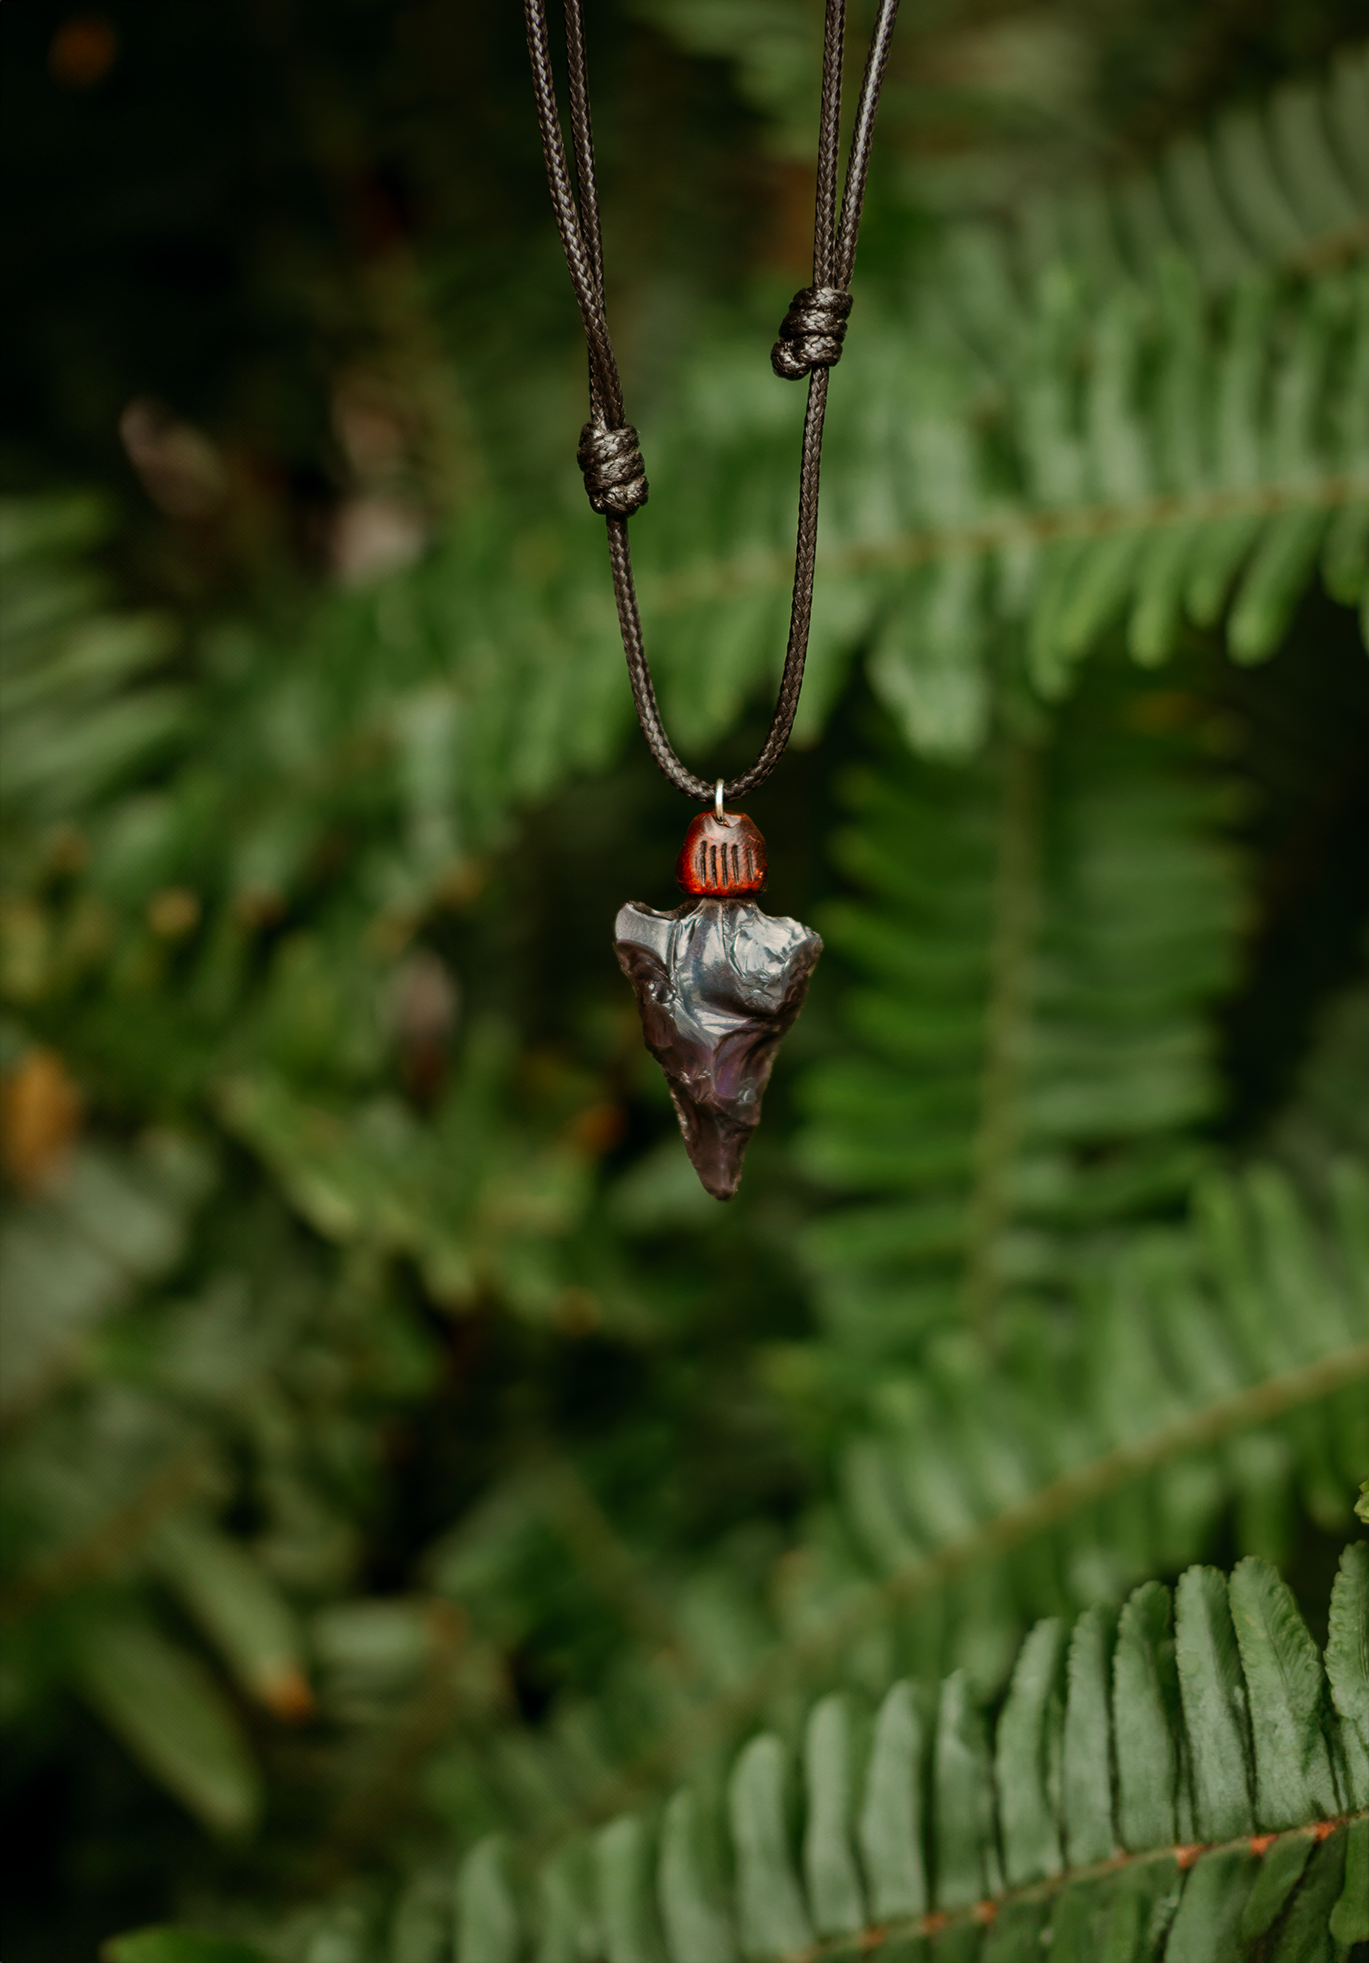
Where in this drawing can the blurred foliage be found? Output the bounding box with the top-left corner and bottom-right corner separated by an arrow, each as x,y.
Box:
1,2 -> 1368,1959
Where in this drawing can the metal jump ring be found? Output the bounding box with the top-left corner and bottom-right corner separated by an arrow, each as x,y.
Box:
715,779 -> 726,822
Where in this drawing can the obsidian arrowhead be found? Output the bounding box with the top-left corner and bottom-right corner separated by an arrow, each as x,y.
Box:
614,897 -> 822,1200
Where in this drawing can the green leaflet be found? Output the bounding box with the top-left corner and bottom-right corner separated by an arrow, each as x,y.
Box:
596,1816 -> 664,1963
1325,1542 -> 1369,1809
456,1837 -> 521,1963
1174,1566 -> 1256,1840
802,1693 -> 866,1936
869,559 -> 989,760
859,1681 -> 928,1921
538,1848 -> 602,1963
1043,1875 -> 1108,1963
1247,1163 -> 1356,1362
994,1618 -> 1066,1885
1098,1859 -> 1182,1963
0,1137 -> 206,1422
1227,508 -> 1329,662
150,1512 -> 308,1714
1127,521 -> 1200,666
70,1608 -> 260,1838
1227,1557 -> 1340,1828
1323,500 -> 1369,606
981,1899 -> 1049,1960
1062,1606 -> 1117,1867
1331,1161 -> 1369,1315
1113,1583 -> 1180,1852
933,1671 -> 998,1911
1329,1815 -> 1369,1946
1270,1827 -> 1349,1963
1163,1846 -> 1259,1963
390,1870 -> 456,1963
1239,1832 -> 1314,1943
658,1790 -> 738,1963
728,1735 -> 812,1960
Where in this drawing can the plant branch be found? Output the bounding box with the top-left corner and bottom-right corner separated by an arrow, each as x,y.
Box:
645,472 -> 1369,612
797,1810 -> 1367,1962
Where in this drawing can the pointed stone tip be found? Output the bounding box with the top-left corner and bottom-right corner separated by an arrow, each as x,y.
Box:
700,1170 -> 739,1202
616,896 -> 822,1201
667,1089 -> 748,1200
678,1118 -> 752,1201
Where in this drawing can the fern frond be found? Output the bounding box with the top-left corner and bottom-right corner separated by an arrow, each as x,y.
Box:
814,1154 -> 1368,1665
418,1547 -> 1368,1961
795,660 -> 1240,1353
1011,51 -> 1369,292
630,53 -> 1369,756
642,251 -> 1367,760
388,1158 -> 1365,1898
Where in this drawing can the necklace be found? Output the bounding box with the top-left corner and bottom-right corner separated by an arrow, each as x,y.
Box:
525,0 -> 899,1197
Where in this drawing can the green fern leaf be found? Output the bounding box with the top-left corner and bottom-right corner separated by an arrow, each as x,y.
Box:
1174,1566 -> 1256,1841
1113,1581 -> 1181,1853
933,1670 -> 999,1911
538,1848 -> 602,1963
1239,1831 -> 1315,1945
801,1693 -> 866,1936
1062,1605 -> 1117,1867
983,1896 -> 1052,1959
1268,1826 -> 1349,1962
728,1735 -> 812,1958
1228,1556 -> 1341,1827
70,1608 -> 261,1838
596,1815 -> 664,1963
1164,1844 -> 1260,1963
858,1680 -> 927,1921
1326,1541 -> 1369,1808
657,1790 -> 738,1963
1330,1814 -> 1369,1946
455,1837 -> 520,1963
994,1618 -> 1067,1885
149,1512 -> 307,1715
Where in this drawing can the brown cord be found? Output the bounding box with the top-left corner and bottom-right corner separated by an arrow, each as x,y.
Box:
525,0 -> 899,803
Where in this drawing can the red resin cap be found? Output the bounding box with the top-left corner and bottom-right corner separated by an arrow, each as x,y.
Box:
676,811 -> 767,896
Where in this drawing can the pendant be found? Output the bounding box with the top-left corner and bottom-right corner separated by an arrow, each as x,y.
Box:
614,804 -> 822,1200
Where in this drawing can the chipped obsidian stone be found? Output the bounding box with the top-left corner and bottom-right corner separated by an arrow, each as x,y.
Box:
614,897 -> 822,1200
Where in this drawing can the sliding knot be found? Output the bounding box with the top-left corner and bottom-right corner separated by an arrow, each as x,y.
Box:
771,285 -> 853,379
577,421 -> 649,517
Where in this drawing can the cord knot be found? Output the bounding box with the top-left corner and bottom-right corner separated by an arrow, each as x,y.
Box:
577,421 -> 649,517
771,285 -> 853,379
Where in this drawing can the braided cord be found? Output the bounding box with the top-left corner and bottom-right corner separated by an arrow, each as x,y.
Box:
524,0 -> 899,803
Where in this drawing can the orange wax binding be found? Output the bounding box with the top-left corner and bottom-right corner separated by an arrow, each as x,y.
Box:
676,811 -> 767,897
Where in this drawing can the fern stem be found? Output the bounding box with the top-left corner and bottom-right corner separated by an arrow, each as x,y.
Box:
794,1809 -> 1368,1962
645,472 -> 1369,611
961,738 -> 1040,1335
